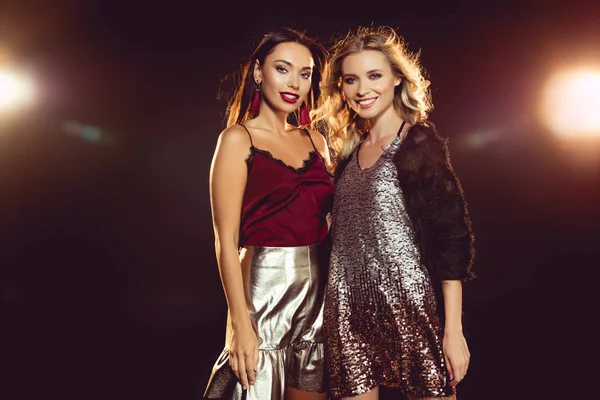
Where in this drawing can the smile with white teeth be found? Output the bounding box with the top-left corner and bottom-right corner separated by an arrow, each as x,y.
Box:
357,98 -> 377,108
282,93 -> 299,100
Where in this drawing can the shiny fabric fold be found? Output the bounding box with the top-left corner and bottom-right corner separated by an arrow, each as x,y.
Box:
204,245 -> 327,400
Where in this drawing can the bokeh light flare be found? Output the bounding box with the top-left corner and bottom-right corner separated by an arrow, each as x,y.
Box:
542,69 -> 600,139
0,69 -> 36,111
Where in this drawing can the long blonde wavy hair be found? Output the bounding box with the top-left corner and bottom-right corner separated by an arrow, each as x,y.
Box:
313,26 -> 433,167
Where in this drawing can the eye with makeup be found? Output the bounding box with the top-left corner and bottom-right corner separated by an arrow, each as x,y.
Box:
300,72 -> 312,80
276,65 -> 288,74
369,73 -> 382,80
343,76 -> 357,85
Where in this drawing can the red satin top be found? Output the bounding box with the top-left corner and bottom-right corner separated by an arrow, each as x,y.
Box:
239,125 -> 334,247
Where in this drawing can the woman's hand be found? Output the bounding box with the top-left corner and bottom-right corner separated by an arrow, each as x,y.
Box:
229,322 -> 259,390
443,330 -> 470,387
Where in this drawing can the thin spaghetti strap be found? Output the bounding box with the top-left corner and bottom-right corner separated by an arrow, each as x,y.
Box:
239,124 -> 254,147
304,128 -> 318,152
397,121 -> 407,137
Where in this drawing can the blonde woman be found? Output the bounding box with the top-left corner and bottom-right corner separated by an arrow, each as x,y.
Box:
314,26 -> 475,399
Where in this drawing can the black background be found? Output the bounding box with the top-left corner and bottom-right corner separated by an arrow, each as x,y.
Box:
1,1 -> 598,399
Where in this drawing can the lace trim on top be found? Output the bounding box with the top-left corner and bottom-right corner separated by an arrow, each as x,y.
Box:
246,147 -> 319,175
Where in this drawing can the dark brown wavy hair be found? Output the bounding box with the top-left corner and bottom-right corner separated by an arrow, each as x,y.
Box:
225,27 -> 327,128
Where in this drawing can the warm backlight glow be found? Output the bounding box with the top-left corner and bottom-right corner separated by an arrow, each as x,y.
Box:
0,70 -> 35,110
542,69 -> 600,138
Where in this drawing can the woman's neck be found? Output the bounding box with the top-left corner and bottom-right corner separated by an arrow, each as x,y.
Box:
247,107 -> 293,135
364,110 -> 404,144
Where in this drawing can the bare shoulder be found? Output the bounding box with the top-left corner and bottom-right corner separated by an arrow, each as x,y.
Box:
218,124 -> 252,147
212,125 -> 253,160
306,128 -> 328,153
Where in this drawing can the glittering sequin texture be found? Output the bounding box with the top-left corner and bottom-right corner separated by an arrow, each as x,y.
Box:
324,137 -> 454,398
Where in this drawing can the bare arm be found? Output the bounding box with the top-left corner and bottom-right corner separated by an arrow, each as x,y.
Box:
441,280 -> 470,387
442,280 -> 463,333
211,126 -> 249,329
210,125 -> 258,389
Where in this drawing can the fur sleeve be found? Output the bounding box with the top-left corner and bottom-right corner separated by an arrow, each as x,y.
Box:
397,123 -> 475,282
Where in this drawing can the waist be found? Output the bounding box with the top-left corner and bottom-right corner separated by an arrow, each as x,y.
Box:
240,215 -> 329,247
239,244 -> 320,269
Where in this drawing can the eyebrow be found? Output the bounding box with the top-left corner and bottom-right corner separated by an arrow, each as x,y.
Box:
342,69 -> 384,78
273,59 -> 313,71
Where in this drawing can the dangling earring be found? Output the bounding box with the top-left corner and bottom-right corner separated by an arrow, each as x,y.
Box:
249,82 -> 261,116
299,103 -> 311,125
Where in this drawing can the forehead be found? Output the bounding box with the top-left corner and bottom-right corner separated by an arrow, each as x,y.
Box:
341,50 -> 391,73
265,42 -> 314,67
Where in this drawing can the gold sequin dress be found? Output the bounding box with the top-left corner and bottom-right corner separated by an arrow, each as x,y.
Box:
324,135 -> 455,398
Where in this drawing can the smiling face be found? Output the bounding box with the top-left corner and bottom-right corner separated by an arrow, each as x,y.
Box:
340,49 -> 401,121
254,41 -> 315,115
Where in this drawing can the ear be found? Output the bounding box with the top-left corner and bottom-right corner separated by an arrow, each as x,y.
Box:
253,60 -> 262,84
394,76 -> 402,87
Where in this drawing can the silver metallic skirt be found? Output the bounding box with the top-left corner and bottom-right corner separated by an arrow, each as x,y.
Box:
204,245 -> 326,399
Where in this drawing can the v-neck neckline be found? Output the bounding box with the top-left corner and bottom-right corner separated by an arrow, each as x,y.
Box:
356,121 -> 407,171
356,136 -> 400,171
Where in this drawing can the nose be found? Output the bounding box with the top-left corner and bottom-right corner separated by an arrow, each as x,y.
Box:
288,75 -> 300,90
356,81 -> 370,97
